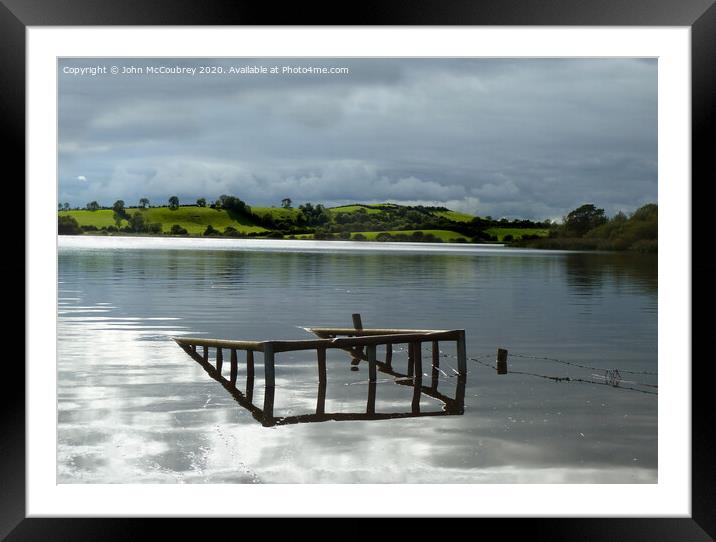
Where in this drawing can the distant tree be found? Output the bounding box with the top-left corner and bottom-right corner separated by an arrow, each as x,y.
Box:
58,215 -> 82,235
612,211 -> 628,223
630,203 -> 658,222
147,223 -> 162,234
217,194 -> 249,215
298,202 -> 330,226
58,203 -> 63,211
203,225 -> 218,236
63,202 -> 70,211
113,212 -> 123,227
168,196 -> 180,210
353,233 -> 367,241
128,211 -> 146,232
196,198 -> 206,207
503,234 -> 514,242
86,201 -> 100,211
564,204 -> 607,237
170,224 -> 188,235
112,200 -> 126,215
281,198 -> 292,209
139,198 -> 150,208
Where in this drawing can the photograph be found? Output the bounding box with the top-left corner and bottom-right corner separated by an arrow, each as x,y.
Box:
56,56 -> 659,485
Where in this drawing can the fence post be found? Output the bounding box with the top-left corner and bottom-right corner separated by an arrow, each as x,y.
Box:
456,331 -> 467,376
352,313 -> 363,332
245,355 -> 255,403
497,348 -> 508,375
431,340 -> 440,389
351,313 -> 363,366
367,344 -> 377,382
407,342 -> 415,377
263,343 -> 275,421
411,341 -> 423,413
316,379 -> 327,415
216,347 -> 223,374
385,343 -> 393,369
317,346 -> 327,384
367,381 -> 376,415
264,342 -> 275,388
230,349 -> 238,385
246,350 -> 255,383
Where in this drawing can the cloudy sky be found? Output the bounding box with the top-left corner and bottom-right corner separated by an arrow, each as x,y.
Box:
58,58 -> 657,220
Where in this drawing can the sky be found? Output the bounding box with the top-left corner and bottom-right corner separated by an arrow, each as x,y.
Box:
58,58 -> 657,220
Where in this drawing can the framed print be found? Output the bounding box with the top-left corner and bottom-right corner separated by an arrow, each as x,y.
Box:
8,0 -> 713,538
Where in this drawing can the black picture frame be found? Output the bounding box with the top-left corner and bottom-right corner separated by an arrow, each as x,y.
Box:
7,0 -> 712,538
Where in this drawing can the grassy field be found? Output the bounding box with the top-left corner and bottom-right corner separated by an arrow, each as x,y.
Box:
295,229 -> 471,242
60,204 -> 549,242
59,207 -> 268,235
327,205 -> 476,223
250,207 -> 303,220
486,227 -> 549,241
328,204 -> 385,215
431,210 -> 475,222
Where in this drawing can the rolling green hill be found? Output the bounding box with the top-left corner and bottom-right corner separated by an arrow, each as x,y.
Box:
59,207 -> 268,235
59,201 -> 552,244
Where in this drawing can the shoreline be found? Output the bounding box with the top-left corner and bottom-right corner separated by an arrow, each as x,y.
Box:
58,232 -> 655,254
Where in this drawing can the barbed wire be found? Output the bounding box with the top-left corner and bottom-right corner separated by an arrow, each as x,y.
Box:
507,352 -> 658,376
441,350 -> 657,396
373,344 -> 657,395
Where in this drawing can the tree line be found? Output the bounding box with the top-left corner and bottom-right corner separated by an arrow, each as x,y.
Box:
511,203 -> 657,252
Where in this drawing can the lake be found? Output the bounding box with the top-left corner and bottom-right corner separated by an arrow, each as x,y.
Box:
57,236 -> 657,483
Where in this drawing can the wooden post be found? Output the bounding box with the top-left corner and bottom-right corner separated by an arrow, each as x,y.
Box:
262,383 -> 275,424
263,343 -> 275,421
413,342 -> 422,378
497,348 -> 508,375
367,381 -> 376,415
351,313 -> 363,366
216,347 -> 223,374
317,347 -> 327,384
246,355 -> 255,403
316,345 -> 326,415
456,330 -> 467,376
385,343 -> 393,369
367,344 -> 377,382
230,349 -> 238,386
264,343 -> 275,388
246,350 -> 255,400
316,379 -> 327,415
202,345 -> 208,362
431,340 -> 440,390
407,342 -> 415,377
352,313 -> 363,332
455,374 -> 467,414
411,342 -> 422,413
246,350 -> 255,379
191,344 -> 196,354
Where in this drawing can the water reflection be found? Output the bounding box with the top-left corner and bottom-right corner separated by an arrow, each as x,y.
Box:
58,237 -> 658,483
178,342 -> 466,427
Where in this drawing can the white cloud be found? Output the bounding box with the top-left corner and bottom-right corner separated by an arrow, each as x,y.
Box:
77,175 -> 87,182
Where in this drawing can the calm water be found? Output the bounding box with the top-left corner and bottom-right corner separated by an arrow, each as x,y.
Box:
58,236 -> 657,483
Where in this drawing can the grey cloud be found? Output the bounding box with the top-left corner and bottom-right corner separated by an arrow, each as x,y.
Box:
59,58 -> 657,219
